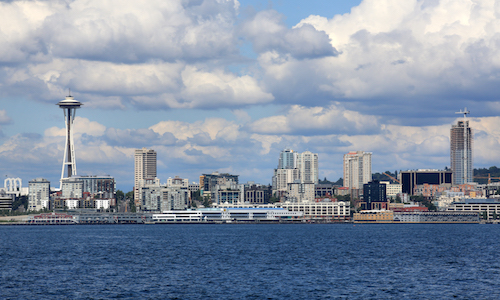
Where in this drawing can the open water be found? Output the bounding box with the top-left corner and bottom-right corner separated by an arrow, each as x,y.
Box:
1,224 -> 500,299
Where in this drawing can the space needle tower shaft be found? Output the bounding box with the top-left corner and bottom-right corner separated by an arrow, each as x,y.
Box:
57,92 -> 82,185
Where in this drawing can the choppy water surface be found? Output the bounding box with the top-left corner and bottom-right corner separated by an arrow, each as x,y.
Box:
1,224 -> 500,299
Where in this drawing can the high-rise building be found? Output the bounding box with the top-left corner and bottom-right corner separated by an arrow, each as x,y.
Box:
278,148 -> 297,169
28,178 -> 50,211
297,151 -> 319,183
272,168 -> 300,194
343,151 -> 372,190
363,180 -> 387,210
451,109 -> 473,185
134,148 -> 157,207
57,93 -> 82,188
200,172 -> 239,194
272,149 -> 319,196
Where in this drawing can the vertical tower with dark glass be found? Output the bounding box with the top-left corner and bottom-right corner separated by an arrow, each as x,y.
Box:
451,108 -> 473,185
57,93 -> 82,187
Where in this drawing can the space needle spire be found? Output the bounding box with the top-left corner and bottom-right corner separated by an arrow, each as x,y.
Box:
57,90 -> 82,187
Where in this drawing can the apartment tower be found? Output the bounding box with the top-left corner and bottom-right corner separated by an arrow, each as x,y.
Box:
297,151 -> 319,184
134,148 -> 157,207
343,151 -> 372,190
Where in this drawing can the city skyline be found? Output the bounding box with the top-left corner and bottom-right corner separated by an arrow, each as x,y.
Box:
2,0 -> 500,191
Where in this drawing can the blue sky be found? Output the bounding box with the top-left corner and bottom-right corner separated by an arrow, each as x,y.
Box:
1,0 -> 500,192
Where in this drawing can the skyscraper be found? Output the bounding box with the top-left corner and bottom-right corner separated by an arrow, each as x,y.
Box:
134,148 -> 157,207
278,148 -> 297,169
57,93 -> 82,187
343,151 -> 372,190
297,151 -> 319,183
451,108 -> 473,185
273,148 -> 318,196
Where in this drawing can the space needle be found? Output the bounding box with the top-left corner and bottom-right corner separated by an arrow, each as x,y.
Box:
57,91 -> 83,187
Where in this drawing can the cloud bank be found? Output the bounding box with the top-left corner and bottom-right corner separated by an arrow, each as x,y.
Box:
1,0 -> 500,189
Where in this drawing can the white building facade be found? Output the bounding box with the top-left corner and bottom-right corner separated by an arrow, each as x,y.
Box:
297,151 -> 319,184
286,182 -> 315,203
28,178 -> 51,211
343,151 -> 372,190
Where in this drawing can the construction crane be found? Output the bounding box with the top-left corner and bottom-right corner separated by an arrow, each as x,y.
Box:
383,172 -> 400,184
474,173 -> 500,185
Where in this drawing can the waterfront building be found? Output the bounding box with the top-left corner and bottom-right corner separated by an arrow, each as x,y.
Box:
343,151 -> 372,190
446,198 -> 500,220
134,148 -> 157,207
451,109 -> 473,185
399,170 -> 452,195
353,210 -> 393,222
296,151 -> 319,184
57,93 -> 82,187
28,178 -> 50,211
393,211 -> 479,223
353,210 -> 479,223
277,201 -> 350,221
26,212 -> 76,224
152,207 -> 303,223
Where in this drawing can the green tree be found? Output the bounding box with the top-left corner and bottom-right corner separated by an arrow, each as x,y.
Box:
116,190 -> 125,202
269,196 -> 280,203
12,195 -> 28,211
125,191 -> 134,200
124,191 -> 135,212
202,196 -> 211,208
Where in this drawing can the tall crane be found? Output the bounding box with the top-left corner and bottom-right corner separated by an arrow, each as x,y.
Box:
383,172 -> 400,184
474,173 -> 500,185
